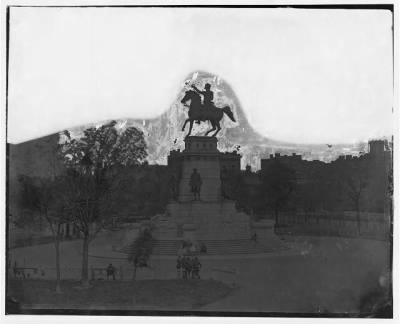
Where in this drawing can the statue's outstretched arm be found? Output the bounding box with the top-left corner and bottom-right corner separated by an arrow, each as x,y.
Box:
192,85 -> 203,95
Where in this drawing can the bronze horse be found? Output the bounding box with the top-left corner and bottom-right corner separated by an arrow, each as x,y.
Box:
181,90 -> 236,137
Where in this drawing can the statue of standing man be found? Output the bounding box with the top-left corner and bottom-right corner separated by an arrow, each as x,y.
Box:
189,168 -> 202,201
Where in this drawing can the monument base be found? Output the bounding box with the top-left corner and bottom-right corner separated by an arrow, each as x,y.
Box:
121,135 -> 287,255
166,200 -> 251,241
118,207 -> 286,256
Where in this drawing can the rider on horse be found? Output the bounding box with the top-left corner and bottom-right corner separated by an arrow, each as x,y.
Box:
192,83 -> 214,109
192,83 -> 214,124
180,82 -> 236,137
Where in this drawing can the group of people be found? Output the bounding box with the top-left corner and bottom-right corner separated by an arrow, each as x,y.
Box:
176,255 -> 202,279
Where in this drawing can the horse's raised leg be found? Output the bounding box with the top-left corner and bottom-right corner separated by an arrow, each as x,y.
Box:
182,119 -> 189,131
212,122 -> 221,137
187,120 -> 194,137
205,120 -> 216,136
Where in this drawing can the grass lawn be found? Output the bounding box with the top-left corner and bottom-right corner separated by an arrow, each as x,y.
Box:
7,279 -> 233,311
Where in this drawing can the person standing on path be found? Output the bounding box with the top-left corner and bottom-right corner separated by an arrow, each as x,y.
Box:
176,256 -> 182,279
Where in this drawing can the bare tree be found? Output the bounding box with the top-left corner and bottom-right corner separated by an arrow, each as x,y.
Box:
18,175 -> 70,293
127,222 -> 155,280
260,160 -> 295,226
342,162 -> 368,235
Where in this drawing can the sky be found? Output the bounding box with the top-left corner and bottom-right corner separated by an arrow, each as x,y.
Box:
7,7 -> 394,144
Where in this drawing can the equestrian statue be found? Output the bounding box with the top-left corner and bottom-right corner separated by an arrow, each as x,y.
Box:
181,83 -> 236,137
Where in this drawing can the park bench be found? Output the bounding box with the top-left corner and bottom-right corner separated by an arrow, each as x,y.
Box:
91,266 -> 123,280
12,267 -> 42,279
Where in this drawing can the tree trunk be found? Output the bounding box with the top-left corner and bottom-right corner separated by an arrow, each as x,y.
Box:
55,239 -> 62,294
356,206 -> 361,236
81,234 -> 90,287
274,207 -> 280,226
132,265 -> 137,281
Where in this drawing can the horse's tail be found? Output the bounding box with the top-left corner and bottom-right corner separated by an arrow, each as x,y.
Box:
222,106 -> 236,122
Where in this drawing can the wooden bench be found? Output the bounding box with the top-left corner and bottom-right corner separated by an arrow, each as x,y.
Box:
12,267 -> 42,279
91,266 -> 123,280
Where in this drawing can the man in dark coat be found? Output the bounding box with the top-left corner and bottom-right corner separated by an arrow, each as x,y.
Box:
190,168 -> 202,201
106,263 -> 116,280
192,256 -> 202,279
176,256 -> 182,279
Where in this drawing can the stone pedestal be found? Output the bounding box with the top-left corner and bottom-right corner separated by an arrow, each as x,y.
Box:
178,136 -> 221,202
144,135 -> 283,254
161,136 -> 251,241
182,223 -> 196,241
151,215 -> 177,240
166,200 -> 251,240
